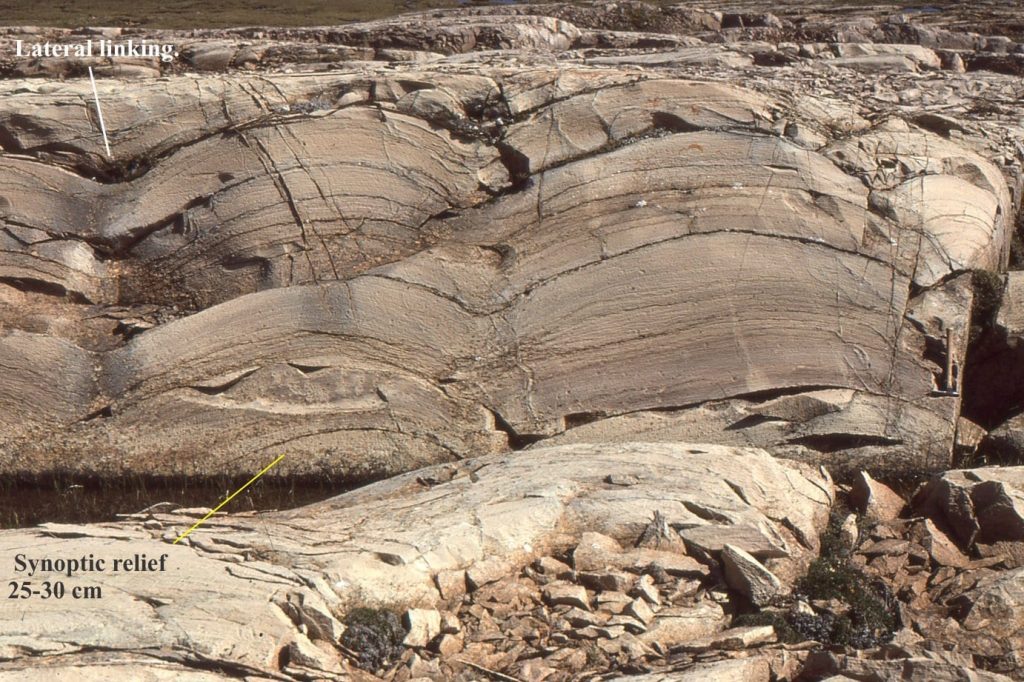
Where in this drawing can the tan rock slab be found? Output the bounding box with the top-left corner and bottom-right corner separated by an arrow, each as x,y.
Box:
579,571 -> 633,593
632,574 -> 662,606
403,609 -> 442,648
573,533 -> 625,572
920,519 -> 969,569
542,583 -> 591,611
850,471 -> 905,522
721,544 -> 783,607
433,633 -> 464,657
674,625 -> 777,652
624,598 -> 655,626
605,655 -> 771,681
638,602 -> 727,648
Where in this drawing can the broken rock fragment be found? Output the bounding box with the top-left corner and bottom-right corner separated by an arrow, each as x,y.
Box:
639,602 -> 728,649
915,467 -> 1024,546
913,519 -> 969,569
982,413 -> 1024,464
850,471 -> 906,522
543,583 -> 591,611
721,544 -> 784,607
403,608 -> 442,648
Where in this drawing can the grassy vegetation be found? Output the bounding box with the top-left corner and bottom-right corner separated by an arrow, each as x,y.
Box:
734,509 -> 898,648
792,555 -> 896,648
0,0 -> 473,28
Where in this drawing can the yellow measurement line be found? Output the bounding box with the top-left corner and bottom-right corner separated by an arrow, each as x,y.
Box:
173,454 -> 286,545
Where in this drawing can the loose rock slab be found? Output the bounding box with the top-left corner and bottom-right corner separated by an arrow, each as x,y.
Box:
915,466 -> 1024,546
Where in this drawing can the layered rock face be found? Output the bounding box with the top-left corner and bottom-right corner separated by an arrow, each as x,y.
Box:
0,5 -> 1018,479
3,2 -> 1024,680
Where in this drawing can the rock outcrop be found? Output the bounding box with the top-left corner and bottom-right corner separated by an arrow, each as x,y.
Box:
0,442 -> 833,679
0,4 -> 1019,480
2,2 -> 1024,680
984,413 -> 1024,464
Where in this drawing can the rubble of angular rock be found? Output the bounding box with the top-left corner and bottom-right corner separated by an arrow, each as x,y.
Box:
10,442 -> 1024,680
2,3 -> 1022,480
770,465 -> 1024,681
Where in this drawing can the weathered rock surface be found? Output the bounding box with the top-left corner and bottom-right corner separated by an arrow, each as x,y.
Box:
721,545 -> 783,607
805,646 -> 1015,682
983,412 -> 1024,465
915,466 -> 1024,546
760,464 -> 1024,680
850,470 -> 906,522
819,467 -> 1024,678
606,656 -> 772,681
0,5 -> 1018,478
953,568 -> 1024,664
0,442 -> 832,679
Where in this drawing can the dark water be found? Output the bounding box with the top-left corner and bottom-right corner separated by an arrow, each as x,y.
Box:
0,473 -> 357,529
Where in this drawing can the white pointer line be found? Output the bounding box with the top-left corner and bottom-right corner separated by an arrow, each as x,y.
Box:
87,67 -> 112,159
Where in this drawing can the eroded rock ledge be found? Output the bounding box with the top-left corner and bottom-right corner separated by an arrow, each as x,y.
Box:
7,443 -> 1024,680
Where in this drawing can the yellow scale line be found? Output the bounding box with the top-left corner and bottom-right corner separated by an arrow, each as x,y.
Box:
173,454 -> 286,544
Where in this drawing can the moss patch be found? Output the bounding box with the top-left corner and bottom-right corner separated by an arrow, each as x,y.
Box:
732,610 -> 803,643
340,607 -> 406,672
792,558 -> 896,648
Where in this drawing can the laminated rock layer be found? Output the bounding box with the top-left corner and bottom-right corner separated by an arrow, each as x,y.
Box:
0,63 -> 1012,477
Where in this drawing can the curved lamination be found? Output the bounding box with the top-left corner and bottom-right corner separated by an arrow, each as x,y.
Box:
0,54 -> 1013,478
